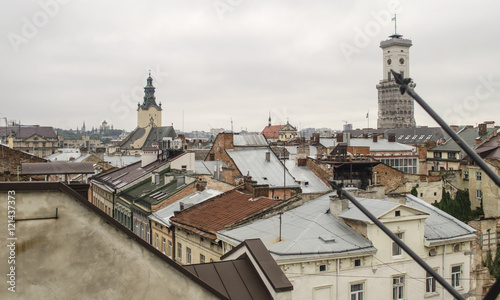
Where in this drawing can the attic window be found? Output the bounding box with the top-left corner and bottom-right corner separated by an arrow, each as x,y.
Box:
319,236 -> 336,243
354,259 -> 361,267
453,244 -> 461,253
319,264 -> 327,272
304,181 -> 309,186
395,210 -> 401,217
263,177 -> 268,180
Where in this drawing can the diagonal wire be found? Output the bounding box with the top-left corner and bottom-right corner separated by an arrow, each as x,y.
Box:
390,69 -> 500,300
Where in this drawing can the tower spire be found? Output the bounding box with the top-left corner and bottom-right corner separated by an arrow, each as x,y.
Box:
268,111 -> 271,127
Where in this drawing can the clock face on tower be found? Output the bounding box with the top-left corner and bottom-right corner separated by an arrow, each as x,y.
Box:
387,59 -> 392,65
399,58 -> 405,64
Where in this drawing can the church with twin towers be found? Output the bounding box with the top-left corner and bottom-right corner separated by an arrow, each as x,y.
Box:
376,29 -> 416,129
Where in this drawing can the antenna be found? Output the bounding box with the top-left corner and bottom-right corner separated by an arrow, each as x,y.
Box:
231,118 -> 233,133
393,14 -> 397,35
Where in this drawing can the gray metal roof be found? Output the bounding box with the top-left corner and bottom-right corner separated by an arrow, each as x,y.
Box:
194,160 -> 225,175
226,148 -> 299,188
233,135 -> 268,147
349,138 -> 415,152
284,160 -> 330,194
345,127 -> 449,145
0,125 -> 58,139
338,195 -> 476,242
21,162 -> 95,175
218,192 -> 375,261
150,188 -> 223,227
405,195 -> 477,242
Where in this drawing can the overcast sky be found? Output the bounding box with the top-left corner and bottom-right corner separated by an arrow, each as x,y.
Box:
1,0 -> 499,133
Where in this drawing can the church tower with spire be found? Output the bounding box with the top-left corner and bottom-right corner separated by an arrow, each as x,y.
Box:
137,72 -> 162,128
376,23 -> 416,129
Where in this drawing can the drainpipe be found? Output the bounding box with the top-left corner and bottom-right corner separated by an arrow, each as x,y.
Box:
112,191 -> 116,219
172,226 -> 176,262
336,259 -> 340,300
442,245 -> 446,300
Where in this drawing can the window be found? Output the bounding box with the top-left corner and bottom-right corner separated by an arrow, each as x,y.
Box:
162,238 -> 166,254
464,171 -> 469,180
186,247 -> 192,264
476,190 -> 482,199
168,241 -> 172,258
395,210 -> 401,217
477,172 -> 482,181
319,264 -> 326,272
155,234 -> 159,249
200,254 -> 205,263
181,165 -> 187,171
433,152 -> 442,158
393,276 -> 404,300
177,243 -> 182,260
354,259 -> 361,267
448,152 -> 457,159
350,283 -> 364,300
392,232 -> 403,257
451,265 -> 462,288
426,271 -> 437,294
453,244 -> 461,253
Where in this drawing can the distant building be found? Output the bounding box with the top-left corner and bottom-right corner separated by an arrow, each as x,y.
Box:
343,123 -> 353,132
377,32 -> 416,129
114,74 -> 177,154
0,125 -> 59,158
261,114 -> 298,142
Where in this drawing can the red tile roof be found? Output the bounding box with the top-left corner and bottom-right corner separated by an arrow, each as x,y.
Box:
261,125 -> 282,139
170,189 -> 278,237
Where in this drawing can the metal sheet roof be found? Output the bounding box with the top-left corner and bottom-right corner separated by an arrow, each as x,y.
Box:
338,195 -> 476,242
349,138 -> 415,152
21,162 -> 95,175
233,135 -> 268,147
226,148 -> 299,188
429,127 -> 498,152
150,188 -> 223,227
218,192 -> 375,261
284,160 -> 330,194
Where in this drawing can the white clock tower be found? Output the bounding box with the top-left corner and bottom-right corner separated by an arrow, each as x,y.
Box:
376,32 -> 416,129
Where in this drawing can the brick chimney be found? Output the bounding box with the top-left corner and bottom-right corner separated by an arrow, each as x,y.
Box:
388,133 -> 396,142
372,135 -> 378,143
252,184 -> 270,198
196,180 -> 207,191
329,195 -> 348,216
336,133 -> 344,143
478,123 -> 487,136
297,158 -> 307,166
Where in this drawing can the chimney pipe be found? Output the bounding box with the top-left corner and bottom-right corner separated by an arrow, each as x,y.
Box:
388,133 -> 396,142
372,135 -> 378,143
478,123 -> 487,136
329,195 -> 348,216
265,151 -> 271,162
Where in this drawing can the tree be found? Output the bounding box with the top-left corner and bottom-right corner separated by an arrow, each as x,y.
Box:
410,184 -> 419,197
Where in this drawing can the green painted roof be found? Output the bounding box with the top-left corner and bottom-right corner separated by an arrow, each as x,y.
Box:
429,127 -> 498,153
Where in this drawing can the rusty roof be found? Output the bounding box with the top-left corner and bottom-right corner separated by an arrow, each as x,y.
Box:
260,125 -> 281,139
170,189 -> 279,236
21,162 -> 95,175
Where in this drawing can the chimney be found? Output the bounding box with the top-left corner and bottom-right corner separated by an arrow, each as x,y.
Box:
196,180 -> 207,191
450,125 -> 458,130
337,133 -> 343,143
476,137 -> 482,145
141,148 -> 159,167
388,133 -> 396,142
478,123 -> 487,136
372,135 -> 378,143
329,195 -> 348,216
265,151 -> 271,162
252,184 -> 270,198
297,158 -> 307,167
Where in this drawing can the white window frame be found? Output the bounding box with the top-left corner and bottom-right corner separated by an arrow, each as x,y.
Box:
186,247 -> 192,264
451,265 -> 462,288
161,237 -> 166,254
392,232 -> 404,257
477,172 -> 482,181
426,270 -> 437,294
350,282 -> 364,300
393,275 -> 404,300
